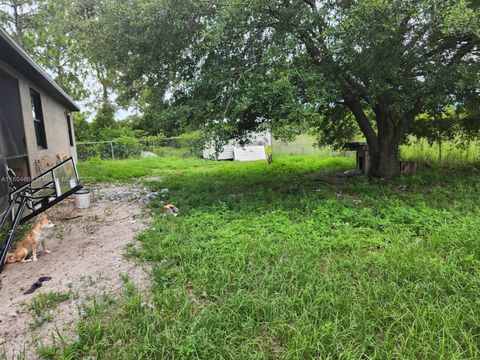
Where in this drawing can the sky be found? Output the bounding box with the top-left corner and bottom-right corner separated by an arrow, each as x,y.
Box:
78,74 -> 139,121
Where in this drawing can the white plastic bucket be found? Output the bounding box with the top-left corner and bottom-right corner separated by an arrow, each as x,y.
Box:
75,189 -> 91,209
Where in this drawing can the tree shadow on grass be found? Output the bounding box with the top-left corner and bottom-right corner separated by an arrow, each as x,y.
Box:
145,157 -> 480,216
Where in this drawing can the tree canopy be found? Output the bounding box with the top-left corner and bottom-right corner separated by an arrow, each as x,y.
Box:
0,0 -> 120,107
77,0 -> 479,178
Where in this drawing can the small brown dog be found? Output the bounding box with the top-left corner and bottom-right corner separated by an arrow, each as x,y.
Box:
5,214 -> 55,264
163,204 -> 180,217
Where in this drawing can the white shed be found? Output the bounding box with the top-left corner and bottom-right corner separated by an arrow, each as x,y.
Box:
203,130 -> 272,161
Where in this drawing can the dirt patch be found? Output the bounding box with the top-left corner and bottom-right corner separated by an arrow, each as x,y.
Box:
0,184 -> 153,359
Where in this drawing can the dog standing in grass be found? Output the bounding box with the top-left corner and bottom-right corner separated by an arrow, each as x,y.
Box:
5,215 -> 55,264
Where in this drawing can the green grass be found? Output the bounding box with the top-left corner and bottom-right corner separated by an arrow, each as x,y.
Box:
401,138 -> 480,167
154,146 -> 197,158
25,291 -> 72,331
50,154 -> 480,359
272,134 -> 348,156
79,156 -> 213,182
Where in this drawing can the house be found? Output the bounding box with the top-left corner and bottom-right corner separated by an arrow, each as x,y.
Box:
0,28 -> 80,212
203,130 -> 272,161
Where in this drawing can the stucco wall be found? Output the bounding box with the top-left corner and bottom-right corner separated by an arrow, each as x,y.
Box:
0,60 -> 77,178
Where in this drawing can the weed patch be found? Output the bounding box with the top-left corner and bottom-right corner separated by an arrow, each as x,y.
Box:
25,292 -> 72,331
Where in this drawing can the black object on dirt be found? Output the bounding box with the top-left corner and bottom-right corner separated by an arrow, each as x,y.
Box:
23,276 -> 52,295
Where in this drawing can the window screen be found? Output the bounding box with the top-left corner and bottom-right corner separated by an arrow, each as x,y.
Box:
30,89 -> 47,149
66,113 -> 74,147
0,68 -> 27,157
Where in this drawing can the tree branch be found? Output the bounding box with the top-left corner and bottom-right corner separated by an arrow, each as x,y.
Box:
302,0 -> 316,11
343,93 -> 379,151
300,29 -> 378,149
396,100 -> 423,142
424,34 -> 475,58
447,41 -> 479,66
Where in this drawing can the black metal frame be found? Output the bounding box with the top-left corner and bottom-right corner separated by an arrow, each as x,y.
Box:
9,157 -> 82,220
0,192 -> 27,271
0,157 -> 82,272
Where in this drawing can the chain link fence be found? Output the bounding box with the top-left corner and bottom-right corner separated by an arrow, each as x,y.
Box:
78,133 -> 358,162
77,136 -> 203,161
272,135 -> 350,157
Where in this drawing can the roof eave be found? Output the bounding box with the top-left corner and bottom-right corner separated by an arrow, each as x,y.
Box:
0,28 -> 80,112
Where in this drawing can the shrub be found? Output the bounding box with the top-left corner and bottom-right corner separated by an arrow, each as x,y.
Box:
77,142 -> 114,161
112,136 -> 143,159
139,135 -> 166,152
154,146 -> 192,158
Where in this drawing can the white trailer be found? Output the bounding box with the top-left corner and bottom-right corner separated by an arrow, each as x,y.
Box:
203,131 -> 272,161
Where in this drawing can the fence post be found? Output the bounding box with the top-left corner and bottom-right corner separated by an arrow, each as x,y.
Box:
110,141 -> 115,160
438,142 -> 441,164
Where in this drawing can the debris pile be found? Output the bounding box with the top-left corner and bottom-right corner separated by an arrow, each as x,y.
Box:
92,184 -> 160,204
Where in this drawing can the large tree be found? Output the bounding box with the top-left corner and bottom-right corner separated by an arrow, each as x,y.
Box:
0,0 -> 89,100
0,0 -> 39,47
43,0 -> 480,177
1,0 -> 121,108
26,0 -> 88,100
64,0 -> 120,111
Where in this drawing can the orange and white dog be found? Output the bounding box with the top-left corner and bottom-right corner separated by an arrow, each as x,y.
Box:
5,215 -> 55,264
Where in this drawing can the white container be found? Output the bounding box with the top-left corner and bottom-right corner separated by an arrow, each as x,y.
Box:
74,189 -> 91,209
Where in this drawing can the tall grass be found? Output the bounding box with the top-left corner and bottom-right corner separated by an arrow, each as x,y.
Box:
272,134 -> 350,157
401,138 -> 480,167
274,133 -> 480,167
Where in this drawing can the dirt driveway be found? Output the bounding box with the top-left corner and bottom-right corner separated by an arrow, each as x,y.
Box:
0,184 -> 153,359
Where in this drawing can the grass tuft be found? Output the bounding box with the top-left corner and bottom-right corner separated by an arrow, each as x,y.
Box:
25,292 -> 72,331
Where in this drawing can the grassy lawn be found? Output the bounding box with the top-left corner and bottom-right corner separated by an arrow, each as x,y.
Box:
45,155 -> 480,359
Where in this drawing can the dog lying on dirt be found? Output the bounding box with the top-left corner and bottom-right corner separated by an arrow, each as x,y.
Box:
5,215 -> 55,264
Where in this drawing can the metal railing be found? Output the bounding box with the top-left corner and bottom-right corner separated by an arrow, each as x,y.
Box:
10,157 -> 82,222
0,157 -> 82,272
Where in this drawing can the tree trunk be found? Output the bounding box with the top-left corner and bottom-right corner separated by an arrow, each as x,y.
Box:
13,5 -> 25,48
370,141 -> 399,179
101,78 -> 111,110
438,141 -> 442,163
343,96 -> 420,179
368,114 -> 400,179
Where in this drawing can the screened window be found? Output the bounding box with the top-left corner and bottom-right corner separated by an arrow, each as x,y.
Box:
66,113 -> 74,147
30,89 -> 47,149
